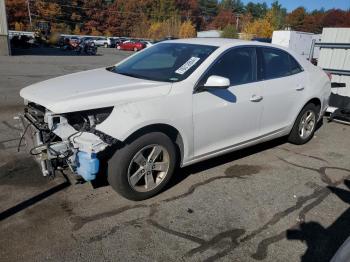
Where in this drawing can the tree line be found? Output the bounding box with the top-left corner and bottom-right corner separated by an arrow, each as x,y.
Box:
5,0 -> 350,39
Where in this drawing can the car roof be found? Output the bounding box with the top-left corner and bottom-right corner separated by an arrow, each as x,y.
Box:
164,37 -> 284,49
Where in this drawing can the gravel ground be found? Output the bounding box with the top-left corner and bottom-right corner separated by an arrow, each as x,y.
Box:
1,47 -> 350,262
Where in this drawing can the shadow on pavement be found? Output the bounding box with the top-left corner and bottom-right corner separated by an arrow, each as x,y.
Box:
0,172 -> 71,221
287,179 -> 350,262
11,47 -> 102,56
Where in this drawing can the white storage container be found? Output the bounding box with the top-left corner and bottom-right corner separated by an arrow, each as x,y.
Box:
272,30 -> 318,59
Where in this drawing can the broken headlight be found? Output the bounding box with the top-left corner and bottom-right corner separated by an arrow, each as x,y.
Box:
64,107 -> 114,132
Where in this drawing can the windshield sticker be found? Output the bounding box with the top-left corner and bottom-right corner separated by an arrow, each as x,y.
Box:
175,57 -> 200,75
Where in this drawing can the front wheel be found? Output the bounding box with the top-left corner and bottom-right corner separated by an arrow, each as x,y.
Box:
108,132 -> 176,200
288,103 -> 319,145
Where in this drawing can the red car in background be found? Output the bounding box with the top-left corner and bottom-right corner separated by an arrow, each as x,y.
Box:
116,40 -> 146,51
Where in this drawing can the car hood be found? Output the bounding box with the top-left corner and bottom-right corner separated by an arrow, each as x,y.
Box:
20,68 -> 172,113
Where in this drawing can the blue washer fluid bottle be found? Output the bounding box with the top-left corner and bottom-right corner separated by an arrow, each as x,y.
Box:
76,151 -> 99,181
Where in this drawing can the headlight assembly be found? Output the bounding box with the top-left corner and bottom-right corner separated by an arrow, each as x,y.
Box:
64,107 -> 114,131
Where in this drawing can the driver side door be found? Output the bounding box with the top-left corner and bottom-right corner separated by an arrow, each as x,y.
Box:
192,47 -> 263,158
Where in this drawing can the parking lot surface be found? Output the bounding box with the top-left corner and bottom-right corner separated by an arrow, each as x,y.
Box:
1,48 -> 350,262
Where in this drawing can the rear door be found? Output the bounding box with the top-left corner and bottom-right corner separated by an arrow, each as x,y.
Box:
258,47 -> 306,135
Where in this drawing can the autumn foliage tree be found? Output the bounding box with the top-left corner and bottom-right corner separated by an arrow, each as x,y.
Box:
5,0 -> 350,39
242,11 -> 274,38
179,20 -> 196,38
209,9 -> 236,30
286,7 -> 307,31
5,0 -> 29,30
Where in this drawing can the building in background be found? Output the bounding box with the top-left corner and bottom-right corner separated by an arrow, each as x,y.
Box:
197,30 -> 222,38
0,0 -> 10,55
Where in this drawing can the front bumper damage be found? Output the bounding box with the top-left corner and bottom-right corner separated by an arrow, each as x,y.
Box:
17,105 -> 111,181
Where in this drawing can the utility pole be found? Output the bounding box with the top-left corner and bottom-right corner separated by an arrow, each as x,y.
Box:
235,14 -> 242,30
26,0 -> 32,29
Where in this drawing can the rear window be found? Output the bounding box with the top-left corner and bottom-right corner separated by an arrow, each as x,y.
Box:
259,47 -> 303,80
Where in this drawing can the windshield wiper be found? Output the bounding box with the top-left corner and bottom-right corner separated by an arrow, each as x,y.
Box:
114,71 -> 146,79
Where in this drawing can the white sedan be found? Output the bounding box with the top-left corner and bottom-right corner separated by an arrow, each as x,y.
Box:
19,38 -> 331,200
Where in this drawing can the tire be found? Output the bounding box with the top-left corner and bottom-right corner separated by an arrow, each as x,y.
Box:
134,47 -> 138,52
117,46 -> 121,50
104,43 -> 108,48
288,103 -> 319,145
108,132 -> 176,201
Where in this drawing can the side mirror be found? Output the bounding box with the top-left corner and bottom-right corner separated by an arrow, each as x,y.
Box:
203,75 -> 230,89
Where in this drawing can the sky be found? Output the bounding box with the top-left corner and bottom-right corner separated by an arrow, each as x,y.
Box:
241,0 -> 350,11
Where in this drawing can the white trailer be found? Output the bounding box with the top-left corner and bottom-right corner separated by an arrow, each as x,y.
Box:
272,30 -> 320,60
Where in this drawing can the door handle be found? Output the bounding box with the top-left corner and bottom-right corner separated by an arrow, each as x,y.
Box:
250,95 -> 263,102
296,86 -> 305,91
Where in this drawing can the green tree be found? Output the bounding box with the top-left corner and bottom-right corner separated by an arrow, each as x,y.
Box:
199,0 -> 218,18
153,0 -> 177,21
220,0 -> 244,13
198,0 -> 218,29
269,1 -> 287,30
244,2 -> 268,19
221,24 -> 238,38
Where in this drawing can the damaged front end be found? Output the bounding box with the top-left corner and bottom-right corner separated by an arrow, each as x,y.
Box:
17,102 -> 116,181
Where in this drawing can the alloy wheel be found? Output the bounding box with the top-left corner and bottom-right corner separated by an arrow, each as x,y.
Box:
298,110 -> 316,139
127,144 -> 170,192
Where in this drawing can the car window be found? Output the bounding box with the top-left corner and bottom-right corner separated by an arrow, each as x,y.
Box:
260,47 -> 302,80
132,53 -> 177,70
289,55 -> 303,75
261,48 -> 291,79
111,43 -> 217,82
201,47 -> 256,86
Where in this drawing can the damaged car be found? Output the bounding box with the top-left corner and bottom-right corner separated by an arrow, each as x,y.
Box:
18,38 -> 331,200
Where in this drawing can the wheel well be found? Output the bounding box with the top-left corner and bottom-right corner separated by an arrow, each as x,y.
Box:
306,98 -> 321,114
124,124 -> 184,165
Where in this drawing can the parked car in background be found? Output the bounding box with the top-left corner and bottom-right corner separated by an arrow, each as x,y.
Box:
69,37 -> 80,48
93,37 -> 111,47
108,38 -> 117,48
78,38 -> 97,55
141,40 -> 154,48
116,40 -> 146,51
19,38 -> 331,200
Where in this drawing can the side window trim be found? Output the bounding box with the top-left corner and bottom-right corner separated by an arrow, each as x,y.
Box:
194,46 -> 258,93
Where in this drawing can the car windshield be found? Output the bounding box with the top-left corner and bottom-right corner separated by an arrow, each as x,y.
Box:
109,43 -> 217,82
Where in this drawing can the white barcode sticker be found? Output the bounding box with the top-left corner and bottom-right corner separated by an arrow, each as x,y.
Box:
175,57 -> 200,75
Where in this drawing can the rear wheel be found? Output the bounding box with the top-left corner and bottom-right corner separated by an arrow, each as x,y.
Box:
104,43 -> 108,48
108,132 -> 176,200
288,103 -> 318,145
